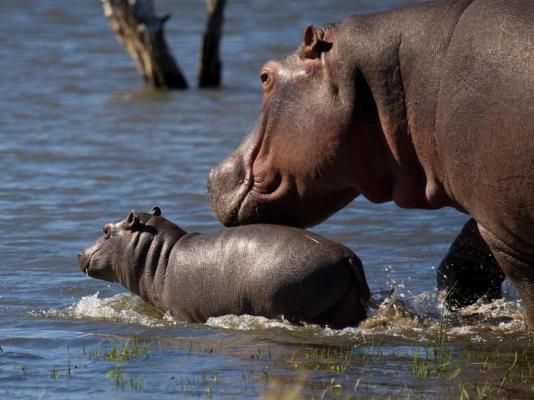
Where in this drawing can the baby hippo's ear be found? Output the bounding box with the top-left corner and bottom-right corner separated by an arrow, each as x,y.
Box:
149,206 -> 161,216
125,210 -> 140,230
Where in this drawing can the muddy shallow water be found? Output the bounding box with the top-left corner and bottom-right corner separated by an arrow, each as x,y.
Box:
0,0 -> 532,399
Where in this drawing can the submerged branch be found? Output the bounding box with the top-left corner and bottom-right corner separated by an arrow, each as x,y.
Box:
102,0 -> 188,89
198,0 -> 226,87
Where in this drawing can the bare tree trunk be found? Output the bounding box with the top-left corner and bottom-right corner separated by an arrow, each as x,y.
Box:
198,0 -> 226,87
102,0 -> 188,89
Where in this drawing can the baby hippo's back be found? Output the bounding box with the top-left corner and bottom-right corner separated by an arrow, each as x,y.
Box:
162,224 -> 370,328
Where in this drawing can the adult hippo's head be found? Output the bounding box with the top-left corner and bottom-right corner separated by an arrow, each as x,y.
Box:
208,24 -> 407,227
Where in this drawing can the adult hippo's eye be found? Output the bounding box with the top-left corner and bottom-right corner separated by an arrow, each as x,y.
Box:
259,70 -> 273,91
103,225 -> 111,239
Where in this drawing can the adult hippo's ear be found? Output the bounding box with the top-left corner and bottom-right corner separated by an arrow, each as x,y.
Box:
298,25 -> 332,60
125,210 -> 140,230
149,206 -> 161,217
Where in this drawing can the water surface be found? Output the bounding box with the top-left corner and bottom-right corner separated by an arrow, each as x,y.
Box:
0,1 -> 532,398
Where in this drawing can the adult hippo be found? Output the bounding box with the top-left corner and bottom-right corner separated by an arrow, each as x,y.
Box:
77,207 -> 370,328
208,0 -> 534,329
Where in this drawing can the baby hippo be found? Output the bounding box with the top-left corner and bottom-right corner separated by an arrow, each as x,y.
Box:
78,207 -> 370,328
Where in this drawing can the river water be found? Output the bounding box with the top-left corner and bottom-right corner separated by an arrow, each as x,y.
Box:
0,0 -> 532,399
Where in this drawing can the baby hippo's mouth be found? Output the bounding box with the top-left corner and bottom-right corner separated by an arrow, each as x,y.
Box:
77,250 -> 92,276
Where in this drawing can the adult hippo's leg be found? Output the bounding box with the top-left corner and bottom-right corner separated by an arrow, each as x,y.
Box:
479,225 -> 534,330
437,219 -> 505,309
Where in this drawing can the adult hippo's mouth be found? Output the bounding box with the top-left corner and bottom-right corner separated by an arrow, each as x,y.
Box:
208,108 -> 330,227
239,172 -> 297,222
208,133 -> 358,228
208,124 -> 281,226
207,106 -> 361,227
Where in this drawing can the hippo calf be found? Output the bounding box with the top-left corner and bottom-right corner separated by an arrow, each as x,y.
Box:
77,207 -> 370,328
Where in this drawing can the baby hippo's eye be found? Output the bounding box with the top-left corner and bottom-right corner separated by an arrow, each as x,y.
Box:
103,225 -> 111,239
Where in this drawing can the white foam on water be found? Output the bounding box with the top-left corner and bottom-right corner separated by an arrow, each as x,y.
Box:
35,287 -> 527,337
199,287 -> 528,339
358,289 -> 526,339
38,292 -> 170,328
457,297 -> 523,319
206,314 -> 302,331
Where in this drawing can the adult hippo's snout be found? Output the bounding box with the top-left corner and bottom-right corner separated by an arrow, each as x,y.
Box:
208,153 -> 307,227
208,123 -> 309,227
208,152 -> 248,226
208,144 -> 357,228
209,148 -> 356,228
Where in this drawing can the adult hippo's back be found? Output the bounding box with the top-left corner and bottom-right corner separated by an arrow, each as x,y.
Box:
207,0 -> 534,329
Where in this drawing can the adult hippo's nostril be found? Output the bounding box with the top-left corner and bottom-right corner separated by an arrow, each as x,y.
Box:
209,154 -> 247,189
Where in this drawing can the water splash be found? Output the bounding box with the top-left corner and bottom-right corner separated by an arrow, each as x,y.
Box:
37,292 -> 170,328
206,314 -> 301,331
206,289 -> 526,339
35,289 -> 526,336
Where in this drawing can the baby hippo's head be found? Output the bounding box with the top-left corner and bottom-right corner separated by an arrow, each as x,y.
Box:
77,207 -> 186,282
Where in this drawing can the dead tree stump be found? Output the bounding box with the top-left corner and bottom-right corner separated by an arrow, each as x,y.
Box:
198,0 -> 226,87
102,0 -> 188,89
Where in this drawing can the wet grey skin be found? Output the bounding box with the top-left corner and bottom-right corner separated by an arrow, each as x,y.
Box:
208,0 -> 534,329
77,207 -> 370,328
